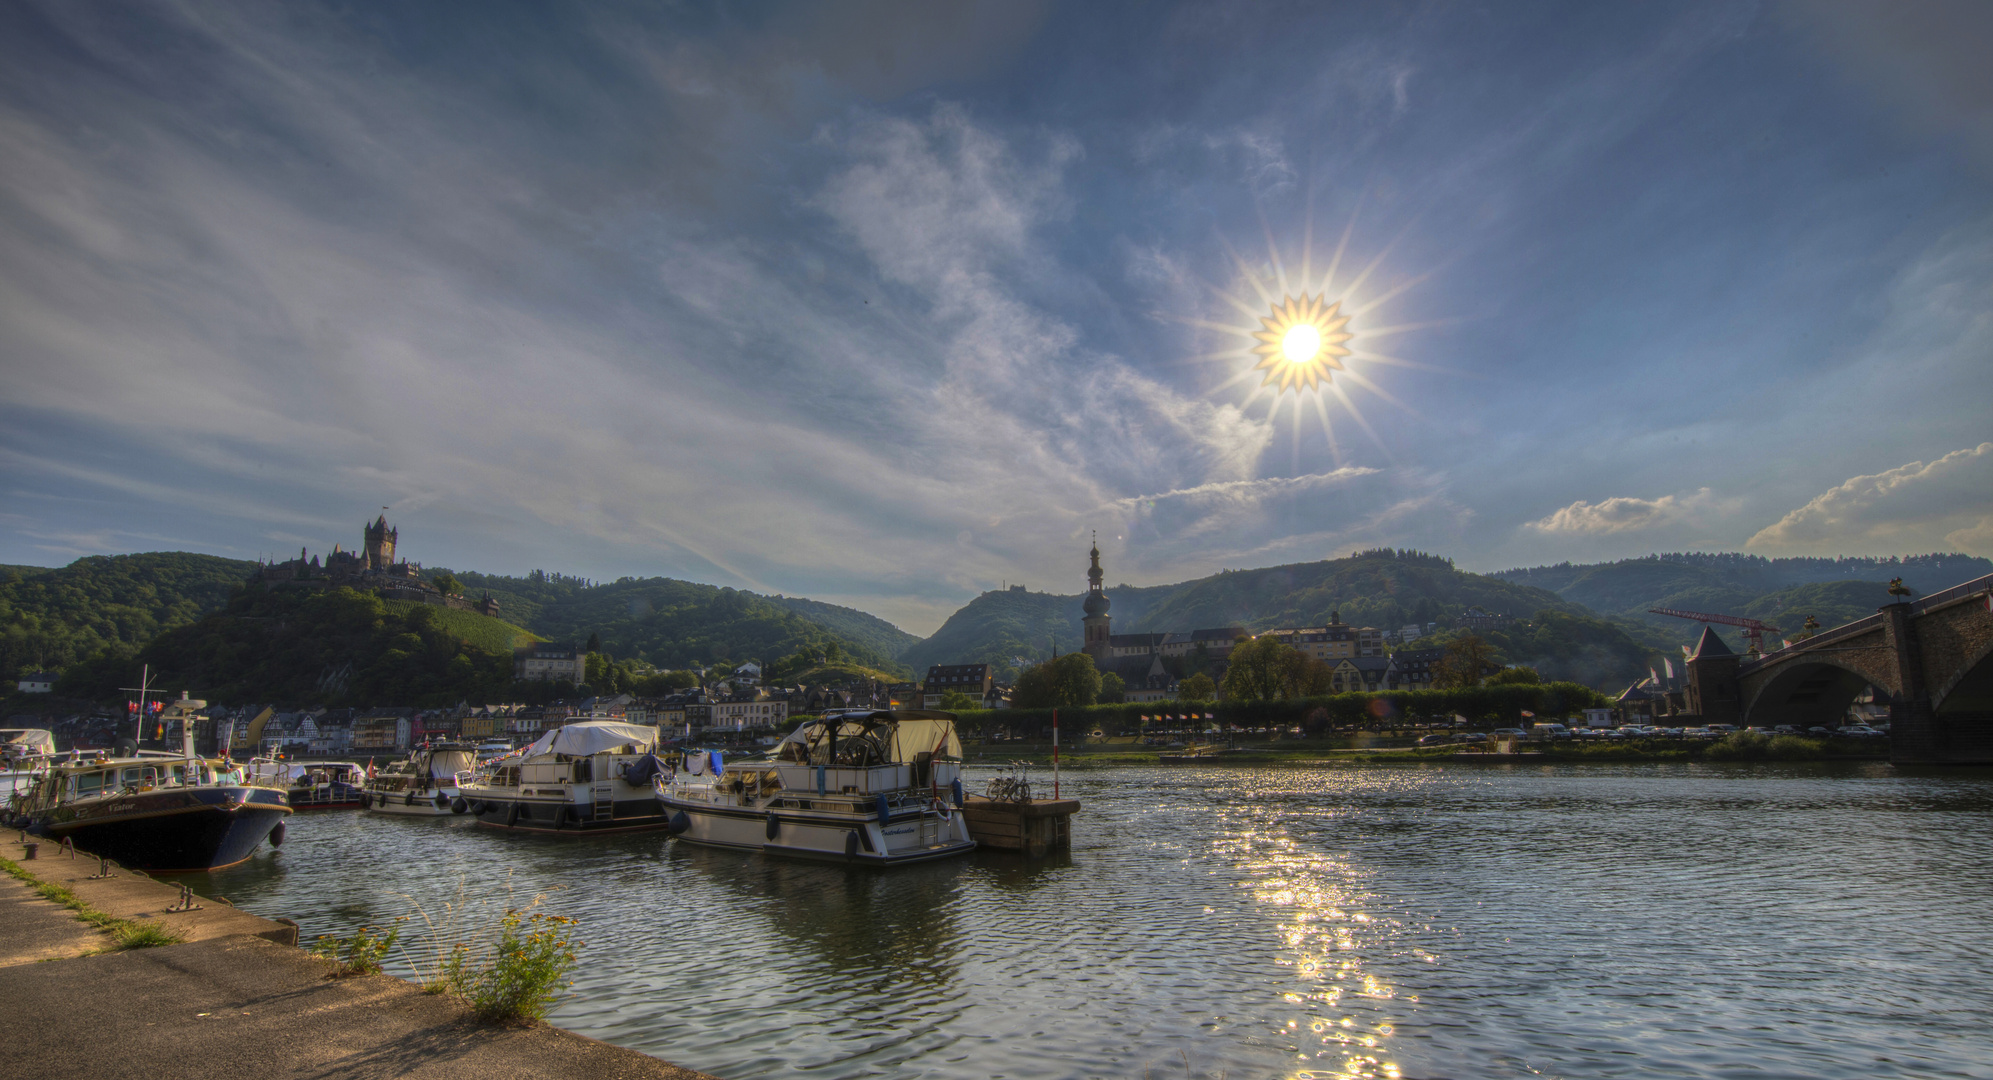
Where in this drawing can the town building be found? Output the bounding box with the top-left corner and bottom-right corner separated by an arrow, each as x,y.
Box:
921,663 -> 994,708
1391,646 -> 1445,690
515,643 -> 585,683
16,672 -> 56,694
711,692 -> 788,731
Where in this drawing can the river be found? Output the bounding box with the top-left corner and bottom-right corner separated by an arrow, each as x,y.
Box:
203,762 -> 1993,1080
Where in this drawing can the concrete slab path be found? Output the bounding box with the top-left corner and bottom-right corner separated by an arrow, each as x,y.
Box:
1,838 -> 717,1080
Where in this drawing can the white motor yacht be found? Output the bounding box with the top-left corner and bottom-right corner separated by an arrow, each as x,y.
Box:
360,743 -> 477,815
457,718 -> 669,833
0,728 -> 57,802
658,710 -> 975,865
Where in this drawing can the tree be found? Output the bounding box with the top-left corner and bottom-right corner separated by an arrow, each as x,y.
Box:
1433,635 -> 1496,689
1178,673 -> 1215,702
1011,652 -> 1101,708
823,641 -> 842,663
1486,665 -> 1541,686
937,690 -> 980,711
585,631 -> 602,654
1221,636 -> 1306,702
430,571 -> 459,596
1098,672 -> 1126,704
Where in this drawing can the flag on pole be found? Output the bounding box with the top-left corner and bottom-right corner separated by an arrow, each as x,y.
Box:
1664,658 -> 1675,680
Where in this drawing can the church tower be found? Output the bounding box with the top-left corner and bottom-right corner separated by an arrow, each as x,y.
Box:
1081,534 -> 1111,663
363,514 -> 398,572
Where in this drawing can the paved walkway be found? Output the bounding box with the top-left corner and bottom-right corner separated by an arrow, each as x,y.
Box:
1,837 -> 716,1080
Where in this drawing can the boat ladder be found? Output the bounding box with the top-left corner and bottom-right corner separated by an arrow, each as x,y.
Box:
592,784 -> 614,822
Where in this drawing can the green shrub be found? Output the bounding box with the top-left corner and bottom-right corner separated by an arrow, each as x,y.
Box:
1706,731 -> 1771,760
443,910 -> 580,1025
111,921 -> 182,949
310,919 -> 404,976
1767,735 -> 1826,760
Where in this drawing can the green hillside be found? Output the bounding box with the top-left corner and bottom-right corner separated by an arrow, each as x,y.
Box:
445,570 -> 912,678
56,585 -> 524,707
380,599 -> 541,654
903,550 -> 1652,688
0,552 -> 259,682
1494,552 -> 1993,651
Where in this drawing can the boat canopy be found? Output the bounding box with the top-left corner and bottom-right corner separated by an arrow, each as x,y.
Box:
776,711 -> 962,766
0,729 -> 56,754
521,720 -> 657,759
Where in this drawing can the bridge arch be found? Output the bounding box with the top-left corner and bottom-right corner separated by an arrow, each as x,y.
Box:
1742,659 -> 1874,730
1933,636 -> 1993,717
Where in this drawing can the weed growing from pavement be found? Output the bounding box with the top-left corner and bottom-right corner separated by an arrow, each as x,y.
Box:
309,918 -> 405,976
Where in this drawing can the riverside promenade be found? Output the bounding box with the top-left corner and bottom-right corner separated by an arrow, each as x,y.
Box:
0,836 -> 716,1080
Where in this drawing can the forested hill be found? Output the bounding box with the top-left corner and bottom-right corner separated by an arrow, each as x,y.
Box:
902,550 -> 1654,689
0,553 -> 258,682
445,570 -> 914,678
1491,553 -> 1993,651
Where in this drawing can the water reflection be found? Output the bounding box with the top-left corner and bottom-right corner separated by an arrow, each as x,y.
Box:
190,763 -> 1993,1080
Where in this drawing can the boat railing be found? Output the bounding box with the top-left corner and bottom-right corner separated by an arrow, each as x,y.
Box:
772,760 -> 962,796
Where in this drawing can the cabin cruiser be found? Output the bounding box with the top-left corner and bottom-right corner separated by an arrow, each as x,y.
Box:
658,710 -> 975,865
360,743 -> 477,815
248,759 -> 365,810
458,719 -> 669,833
0,728 -> 57,802
7,745 -> 290,872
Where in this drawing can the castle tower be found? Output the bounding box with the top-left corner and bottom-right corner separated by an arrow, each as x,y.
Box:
363,514 -> 397,572
1081,534 -> 1111,663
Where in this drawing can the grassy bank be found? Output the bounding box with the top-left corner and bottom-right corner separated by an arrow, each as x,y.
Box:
0,854 -> 183,951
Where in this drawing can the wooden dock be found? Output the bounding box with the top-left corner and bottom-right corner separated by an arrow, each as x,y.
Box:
959,795 -> 1079,857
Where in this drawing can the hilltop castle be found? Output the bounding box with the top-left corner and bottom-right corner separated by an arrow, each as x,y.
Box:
251,514 -> 499,617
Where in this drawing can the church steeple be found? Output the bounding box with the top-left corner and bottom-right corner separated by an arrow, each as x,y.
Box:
1081,532 -> 1111,661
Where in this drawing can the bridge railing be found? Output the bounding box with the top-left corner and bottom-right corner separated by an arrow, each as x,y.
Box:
1740,572 -> 1993,674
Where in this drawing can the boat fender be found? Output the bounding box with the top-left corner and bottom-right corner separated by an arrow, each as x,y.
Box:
952,778 -> 964,808
468,799 -> 486,815
930,797 -> 954,824
844,830 -> 859,858
404,791 -> 417,807
269,822 -> 287,847
450,797 -> 468,815
434,792 -> 450,810
505,801 -> 521,828
765,813 -> 780,841
566,804 -> 583,823
666,810 -> 690,835
875,793 -> 891,825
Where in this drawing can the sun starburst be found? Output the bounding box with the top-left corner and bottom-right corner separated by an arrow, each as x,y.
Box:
1250,292 -> 1353,393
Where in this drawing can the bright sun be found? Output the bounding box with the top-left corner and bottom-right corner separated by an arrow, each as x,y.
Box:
1252,292 -> 1353,393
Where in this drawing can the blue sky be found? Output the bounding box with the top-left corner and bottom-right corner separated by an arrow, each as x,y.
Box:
2,1 -> 1989,633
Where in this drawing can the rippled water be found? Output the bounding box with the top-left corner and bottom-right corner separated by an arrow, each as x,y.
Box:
202,763 -> 1993,1080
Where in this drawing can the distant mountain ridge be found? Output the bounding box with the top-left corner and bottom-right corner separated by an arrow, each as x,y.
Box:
902,549 -> 1656,688
1491,552 -> 1993,651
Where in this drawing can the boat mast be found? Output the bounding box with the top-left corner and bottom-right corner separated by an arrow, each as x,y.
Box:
119,664 -> 160,748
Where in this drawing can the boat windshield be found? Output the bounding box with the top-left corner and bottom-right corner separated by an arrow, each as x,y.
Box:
776,711 -> 962,767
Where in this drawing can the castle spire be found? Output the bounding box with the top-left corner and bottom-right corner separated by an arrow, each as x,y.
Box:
1081,532 -> 1110,660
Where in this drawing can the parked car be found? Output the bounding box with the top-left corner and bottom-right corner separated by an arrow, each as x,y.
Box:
1528,723 -> 1573,738
1416,733 -> 1455,746
1841,725 -> 1884,737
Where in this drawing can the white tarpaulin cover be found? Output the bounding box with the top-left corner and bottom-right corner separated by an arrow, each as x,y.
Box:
523,721 -> 657,759
0,729 -> 56,753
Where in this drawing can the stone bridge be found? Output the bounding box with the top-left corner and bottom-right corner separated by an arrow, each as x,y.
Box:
1694,573 -> 1993,764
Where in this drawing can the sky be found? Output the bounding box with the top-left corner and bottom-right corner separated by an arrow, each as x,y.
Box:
2,1 -> 1990,635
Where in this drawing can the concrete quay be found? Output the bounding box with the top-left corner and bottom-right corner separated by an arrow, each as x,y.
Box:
0,837 -> 717,1080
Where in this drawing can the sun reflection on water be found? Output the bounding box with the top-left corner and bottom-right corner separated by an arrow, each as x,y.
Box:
1217,777 -> 1412,1080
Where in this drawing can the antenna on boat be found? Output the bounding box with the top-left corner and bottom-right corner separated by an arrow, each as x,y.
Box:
119,664 -> 160,748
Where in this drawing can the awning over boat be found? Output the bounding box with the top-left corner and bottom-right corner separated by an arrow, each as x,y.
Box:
0,729 -> 56,754
522,721 -> 658,759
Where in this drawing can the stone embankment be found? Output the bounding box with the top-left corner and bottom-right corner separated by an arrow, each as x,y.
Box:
0,836 -> 716,1080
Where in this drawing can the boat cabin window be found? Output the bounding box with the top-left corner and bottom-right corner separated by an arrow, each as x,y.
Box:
74,771 -> 105,797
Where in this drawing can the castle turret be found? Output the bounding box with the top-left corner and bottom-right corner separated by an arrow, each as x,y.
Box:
1082,534 -> 1111,662
363,514 -> 397,572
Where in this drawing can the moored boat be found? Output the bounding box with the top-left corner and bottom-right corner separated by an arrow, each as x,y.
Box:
0,728 -> 57,802
360,743 -> 476,815
9,749 -> 291,872
459,719 -> 670,834
658,710 -> 975,866
249,759 -> 366,809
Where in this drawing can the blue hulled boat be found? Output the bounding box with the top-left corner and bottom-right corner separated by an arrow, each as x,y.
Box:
13,751 -> 291,872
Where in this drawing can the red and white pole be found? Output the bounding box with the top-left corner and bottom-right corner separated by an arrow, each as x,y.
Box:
1052,707 -> 1060,800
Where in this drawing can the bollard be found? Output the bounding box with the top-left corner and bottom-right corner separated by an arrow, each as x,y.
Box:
22,842 -> 38,859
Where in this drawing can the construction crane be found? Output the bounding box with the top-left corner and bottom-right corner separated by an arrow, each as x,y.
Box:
1648,607 -> 1781,655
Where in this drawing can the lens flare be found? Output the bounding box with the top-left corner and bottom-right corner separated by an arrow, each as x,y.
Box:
1252,293 -> 1353,393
